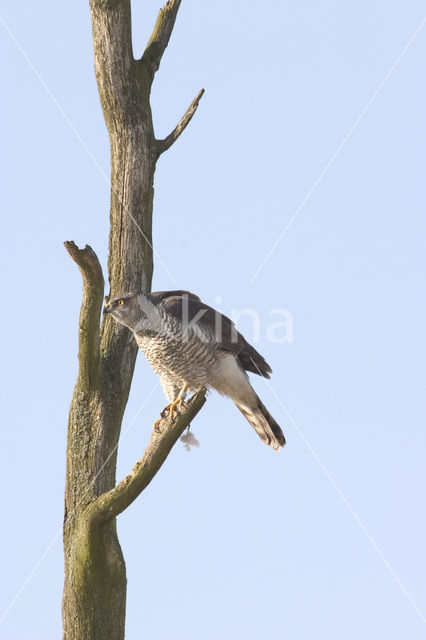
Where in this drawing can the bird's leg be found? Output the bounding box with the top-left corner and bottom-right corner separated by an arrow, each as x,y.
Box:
153,385 -> 205,430
177,384 -> 188,404
161,384 -> 188,421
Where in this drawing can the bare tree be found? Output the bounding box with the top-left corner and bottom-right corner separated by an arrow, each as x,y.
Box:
62,2 -> 205,638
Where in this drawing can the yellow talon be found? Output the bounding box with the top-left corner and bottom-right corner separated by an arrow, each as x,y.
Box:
162,395 -> 186,420
156,386 -> 188,425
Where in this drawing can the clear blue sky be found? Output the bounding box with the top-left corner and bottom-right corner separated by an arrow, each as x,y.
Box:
1,2 -> 425,638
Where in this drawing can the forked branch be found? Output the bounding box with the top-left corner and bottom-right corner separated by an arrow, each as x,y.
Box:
156,88 -> 205,155
141,0 -> 182,81
87,389 -> 206,522
64,241 -> 104,389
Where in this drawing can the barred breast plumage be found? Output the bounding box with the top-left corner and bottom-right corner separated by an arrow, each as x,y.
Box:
103,290 -> 286,451
135,309 -> 219,401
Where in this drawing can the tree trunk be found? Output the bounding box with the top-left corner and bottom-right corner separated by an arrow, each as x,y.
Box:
62,2 -> 204,638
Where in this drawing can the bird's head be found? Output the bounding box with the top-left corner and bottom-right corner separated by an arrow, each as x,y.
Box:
103,292 -> 144,331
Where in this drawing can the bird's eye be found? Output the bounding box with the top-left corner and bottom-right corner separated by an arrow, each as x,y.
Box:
117,299 -> 125,307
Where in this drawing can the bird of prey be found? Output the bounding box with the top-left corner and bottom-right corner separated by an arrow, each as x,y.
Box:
103,290 -> 285,451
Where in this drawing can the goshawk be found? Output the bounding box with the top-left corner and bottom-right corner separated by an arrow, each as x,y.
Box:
103,290 -> 285,451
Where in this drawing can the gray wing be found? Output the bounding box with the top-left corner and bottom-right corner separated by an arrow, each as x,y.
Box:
148,290 -> 202,304
147,290 -> 272,379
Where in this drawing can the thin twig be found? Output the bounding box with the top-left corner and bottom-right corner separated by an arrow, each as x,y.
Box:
156,88 -> 205,155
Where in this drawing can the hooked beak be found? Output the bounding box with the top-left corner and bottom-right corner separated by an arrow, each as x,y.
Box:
103,305 -> 110,315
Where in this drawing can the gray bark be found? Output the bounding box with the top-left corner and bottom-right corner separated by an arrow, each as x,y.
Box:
62,2 -> 204,638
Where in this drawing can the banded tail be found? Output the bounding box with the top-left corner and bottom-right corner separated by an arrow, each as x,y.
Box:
235,397 -> 286,451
